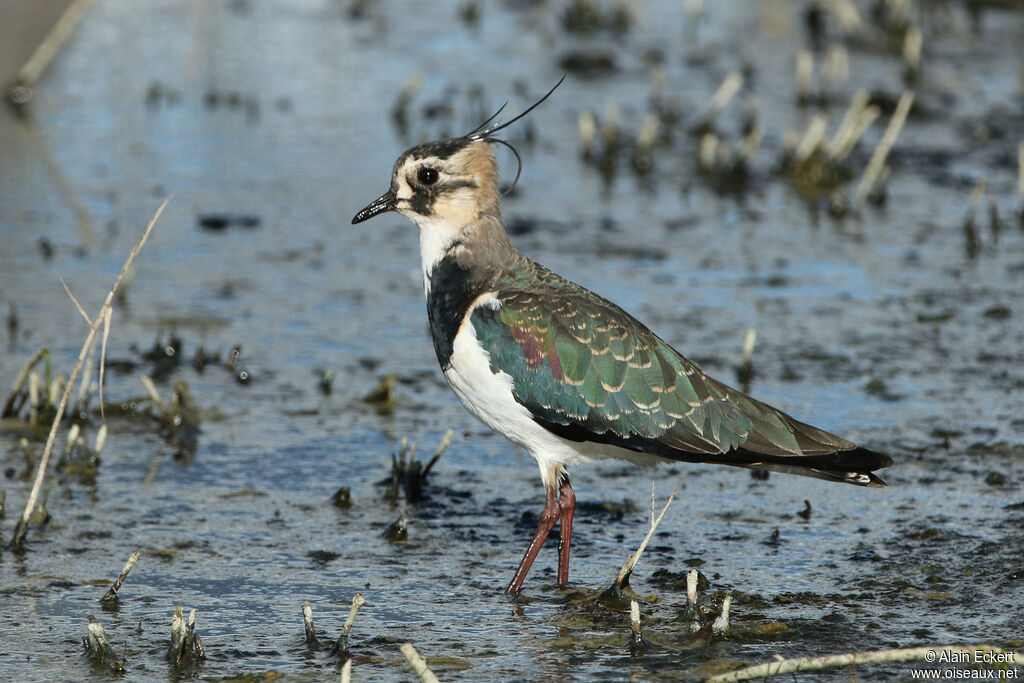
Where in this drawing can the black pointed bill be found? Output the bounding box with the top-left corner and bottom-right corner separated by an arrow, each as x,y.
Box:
352,190 -> 397,224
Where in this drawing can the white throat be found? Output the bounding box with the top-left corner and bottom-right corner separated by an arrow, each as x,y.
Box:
416,216 -> 466,298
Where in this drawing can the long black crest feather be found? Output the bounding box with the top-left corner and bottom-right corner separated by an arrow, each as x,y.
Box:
465,101 -> 509,139
465,75 -> 565,141
464,75 -> 566,192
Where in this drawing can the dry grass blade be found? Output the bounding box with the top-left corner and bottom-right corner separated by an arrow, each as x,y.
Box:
705,645 -> 1024,682
10,197 -> 169,548
59,274 -> 104,416
58,274 -> 92,326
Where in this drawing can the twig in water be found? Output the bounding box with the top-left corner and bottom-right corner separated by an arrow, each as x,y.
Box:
101,550 -> 142,602
2,347 -> 49,418
820,44 -> 849,99
736,328 -> 756,391
794,115 -> 828,165
705,645 -> 1024,682
385,430 -> 451,502
83,614 -> 125,673
829,0 -> 862,33
28,372 -> 41,426
855,91 -> 914,205
711,593 -> 732,636
401,643 -> 441,683
94,423 -> 107,456
140,374 -> 164,412
628,600 -> 646,655
340,658 -> 352,683
825,90 -> 878,162
65,423 -> 80,457
615,486 -> 677,589
909,26 -> 925,83
83,615 -> 109,651
686,568 -> 698,605
421,429 -> 454,479
795,50 -> 814,106
632,114 -> 661,174
10,198 -> 168,549
167,605 -> 206,665
741,328 -> 755,365
578,111 -> 597,161
6,0 -> 98,108
690,71 -> 743,134
335,592 -> 366,654
903,26 -> 923,82
302,601 -> 318,647
684,569 -> 703,633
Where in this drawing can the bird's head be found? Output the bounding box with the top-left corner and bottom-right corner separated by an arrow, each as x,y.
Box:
351,138 -> 500,229
352,76 -> 565,230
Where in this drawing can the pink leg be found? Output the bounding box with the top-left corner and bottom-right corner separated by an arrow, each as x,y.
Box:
556,475 -> 576,586
506,485 -> 559,595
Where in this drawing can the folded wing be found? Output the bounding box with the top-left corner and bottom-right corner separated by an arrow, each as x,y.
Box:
471,286 -> 892,486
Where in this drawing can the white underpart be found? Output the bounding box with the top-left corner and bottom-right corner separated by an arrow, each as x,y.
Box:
443,293 -> 661,489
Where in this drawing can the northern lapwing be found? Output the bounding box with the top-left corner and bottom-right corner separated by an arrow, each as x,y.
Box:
352,79 -> 893,595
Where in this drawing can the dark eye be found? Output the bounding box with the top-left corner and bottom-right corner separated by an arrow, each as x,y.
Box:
417,167 -> 439,186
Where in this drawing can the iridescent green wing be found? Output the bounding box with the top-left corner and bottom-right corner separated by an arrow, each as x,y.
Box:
471,287 -> 856,459
471,289 -> 752,456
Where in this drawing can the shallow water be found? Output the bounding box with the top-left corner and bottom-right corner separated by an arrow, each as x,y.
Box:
2,1 -> 1023,680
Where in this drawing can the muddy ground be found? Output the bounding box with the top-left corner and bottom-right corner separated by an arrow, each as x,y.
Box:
1,1 -> 1023,681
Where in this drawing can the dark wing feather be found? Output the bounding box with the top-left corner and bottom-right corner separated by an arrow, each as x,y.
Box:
471,285 -> 892,486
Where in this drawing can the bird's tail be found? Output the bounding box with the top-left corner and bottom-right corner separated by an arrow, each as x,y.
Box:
716,446 -> 894,487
